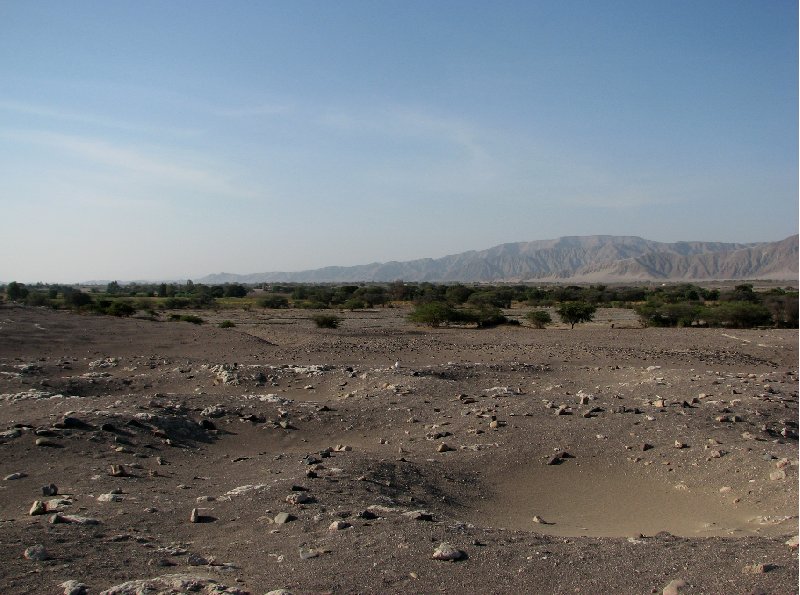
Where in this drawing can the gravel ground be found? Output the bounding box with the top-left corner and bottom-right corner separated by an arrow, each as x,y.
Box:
0,304 -> 797,594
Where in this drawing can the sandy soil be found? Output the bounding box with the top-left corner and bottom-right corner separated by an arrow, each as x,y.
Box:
0,304 -> 797,594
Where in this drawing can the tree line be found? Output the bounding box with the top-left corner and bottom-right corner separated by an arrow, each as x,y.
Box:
1,280 -> 796,329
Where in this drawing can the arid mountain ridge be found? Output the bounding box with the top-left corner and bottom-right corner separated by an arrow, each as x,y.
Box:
202,234 -> 799,284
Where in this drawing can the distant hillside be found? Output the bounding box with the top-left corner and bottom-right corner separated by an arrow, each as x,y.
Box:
200,234 -> 798,284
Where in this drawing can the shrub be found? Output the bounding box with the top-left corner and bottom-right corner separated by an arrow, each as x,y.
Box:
163,297 -> 191,309
635,301 -> 701,327
464,305 -> 509,328
25,292 -> 50,307
295,300 -> 329,309
526,310 -> 552,329
180,314 -> 204,324
258,295 -> 289,309
219,320 -> 236,328
106,301 -> 136,317
312,314 -> 341,328
342,298 -> 367,310
702,302 -> 772,328
409,302 -> 459,327
64,290 -> 93,309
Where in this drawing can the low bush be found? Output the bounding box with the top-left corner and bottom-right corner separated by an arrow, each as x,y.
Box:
295,300 -> 329,310
526,310 -> 552,329
219,320 -> 236,328
312,314 -> 341,328
105,301 -> 136,317
342,298 -> 367,310
409,302 -> 459,327
25,292 -> 50,307
258,295 -> 289,309
179,314 -> 204,324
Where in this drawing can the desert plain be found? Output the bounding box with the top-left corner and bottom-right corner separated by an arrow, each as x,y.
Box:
0,303 -> 797,594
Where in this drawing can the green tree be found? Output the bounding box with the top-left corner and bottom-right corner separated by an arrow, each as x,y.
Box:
223,284 -> 248,298
64,289 -> 93,309
445,284 -> 474,305
409,301 -> 458,327
635,301 -> 700,327
526,310 -> 552,329
703,302 -> 772,328
556,301 -> 597,329
6,281 -> 28,301
342,298 -> 367,310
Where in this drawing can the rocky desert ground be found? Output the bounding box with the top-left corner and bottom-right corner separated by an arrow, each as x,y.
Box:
0,304 -> 797,594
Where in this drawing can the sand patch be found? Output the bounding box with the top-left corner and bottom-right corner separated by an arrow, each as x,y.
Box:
475,462 -> 797,538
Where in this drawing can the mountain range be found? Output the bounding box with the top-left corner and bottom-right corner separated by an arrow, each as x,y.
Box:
200,234 -> 798,284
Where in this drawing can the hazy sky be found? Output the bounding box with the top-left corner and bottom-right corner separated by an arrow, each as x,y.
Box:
1,1 -> 797,283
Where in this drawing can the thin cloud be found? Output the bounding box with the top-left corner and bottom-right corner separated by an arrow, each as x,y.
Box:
319,105 -> 499,185
0,100 -> 200,136
214,103 -> 292,117
3,129 -> 260,200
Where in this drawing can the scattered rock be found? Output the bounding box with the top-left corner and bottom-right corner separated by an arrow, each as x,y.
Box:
109,465 -> 129,477
0,429 -> 22,441
662,578 -> 687,595
328,520 -> 350,531
35,437 -> 61,448
187,553 -> 210,566
432,542 -> 466,561
200,405 -> 226,418
23,544 -> 50,561
402,510 -> 434,521
274,512 -> 295,525
437,442 -> 455,453
29,500 -> 47,516
286,492 -> 314,505
50,513 -> 101,525
59,580 -> 88,595
98,574 -> 247,594
742,563 -> 776,574
4,472 -> 26,480
299,547 -> 320,560
42,483 -> 58,496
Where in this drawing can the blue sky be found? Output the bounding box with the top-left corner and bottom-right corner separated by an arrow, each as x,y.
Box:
0,0 -> 796,282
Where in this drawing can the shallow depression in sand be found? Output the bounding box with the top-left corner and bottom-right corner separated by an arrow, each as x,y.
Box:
476,463 -> 796,538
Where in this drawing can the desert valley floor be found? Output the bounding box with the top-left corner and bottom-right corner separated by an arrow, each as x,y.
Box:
0,304 -> 797,594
